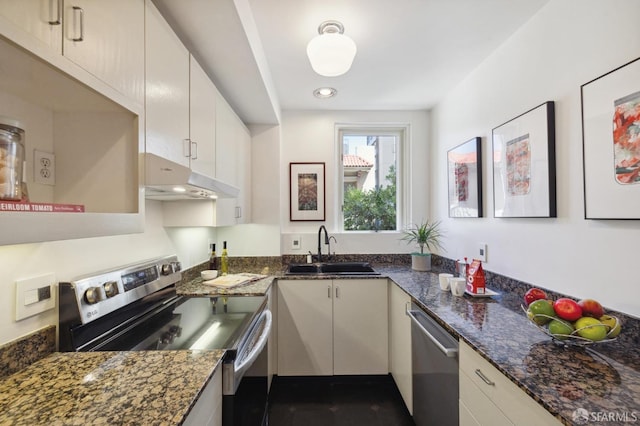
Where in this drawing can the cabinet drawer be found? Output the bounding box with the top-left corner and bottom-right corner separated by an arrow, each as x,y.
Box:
459,399 -> 481,426
459,369 -> 512,426
460,342 -> 561,426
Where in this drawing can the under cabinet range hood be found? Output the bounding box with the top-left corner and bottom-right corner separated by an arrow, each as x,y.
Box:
144,153 -> 239,200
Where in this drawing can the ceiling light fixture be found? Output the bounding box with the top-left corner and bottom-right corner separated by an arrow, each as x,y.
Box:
313,87 -> 337,99
306,20 -> 357,77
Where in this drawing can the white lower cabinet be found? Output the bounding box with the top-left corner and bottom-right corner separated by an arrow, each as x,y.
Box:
184,366 -> 222,426
459,341 -> 561,426
277,279 -> 388,376
389,282 -> 412,414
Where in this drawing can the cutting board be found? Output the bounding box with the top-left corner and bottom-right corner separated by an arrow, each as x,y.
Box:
203,273 -> 266,288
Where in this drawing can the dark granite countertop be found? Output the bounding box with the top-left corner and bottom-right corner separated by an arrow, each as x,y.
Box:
177,275 -> 276,296
0,350 -> 224,425
376,264 -> 640,426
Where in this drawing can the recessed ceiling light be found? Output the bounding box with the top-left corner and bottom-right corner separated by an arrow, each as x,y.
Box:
172,186 -> 186,193
313,87 -> 337,99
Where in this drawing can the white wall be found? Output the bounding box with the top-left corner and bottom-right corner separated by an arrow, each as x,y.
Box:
431,0 -> 640,317
0,201 -> 179,344
280,110 -> 430,255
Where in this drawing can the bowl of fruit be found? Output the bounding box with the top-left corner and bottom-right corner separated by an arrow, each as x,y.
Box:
522,288 -> 621,346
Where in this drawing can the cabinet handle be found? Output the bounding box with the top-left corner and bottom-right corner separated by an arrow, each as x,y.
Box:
183,139 -> 191,158
475,369 -> 495,386
335,286 -> 340,299
327,285 -> 331,298
71,6 -> 84,42
405,301 -> 411,316
191,141 -> 198,160
48,0 -> 61,25
235,206 -> 241,218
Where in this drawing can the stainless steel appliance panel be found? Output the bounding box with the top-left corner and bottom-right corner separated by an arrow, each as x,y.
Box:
409,303 -> 459,426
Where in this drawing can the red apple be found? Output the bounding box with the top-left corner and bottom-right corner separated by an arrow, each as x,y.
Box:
524,288 -> 547,307
553,298 -> 583,322
578,298 -> 604,318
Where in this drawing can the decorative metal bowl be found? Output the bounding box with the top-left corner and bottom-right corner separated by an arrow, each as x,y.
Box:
520,305 -> 618,346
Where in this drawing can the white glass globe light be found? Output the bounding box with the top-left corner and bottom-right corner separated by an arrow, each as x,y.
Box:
306,21 -> 357,77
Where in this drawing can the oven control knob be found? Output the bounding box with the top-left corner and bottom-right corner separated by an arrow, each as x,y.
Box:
161,263 -> 173,276
84,287 -> 102,304
103,281 -> 118,298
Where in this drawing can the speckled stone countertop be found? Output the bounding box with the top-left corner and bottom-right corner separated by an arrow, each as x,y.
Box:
177,275 -> 276,296
0,350 -> 224,426
377,265 -> 640,426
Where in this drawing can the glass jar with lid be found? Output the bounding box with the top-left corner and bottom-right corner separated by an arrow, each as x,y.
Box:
0,116 -> 25,201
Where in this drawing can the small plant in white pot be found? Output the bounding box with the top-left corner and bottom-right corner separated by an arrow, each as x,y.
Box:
401,220 -> 444,271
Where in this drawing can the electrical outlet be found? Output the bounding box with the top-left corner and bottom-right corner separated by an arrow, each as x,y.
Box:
478,243 -> 487,262
34,150 -> 55,185
291,235 -> 301,250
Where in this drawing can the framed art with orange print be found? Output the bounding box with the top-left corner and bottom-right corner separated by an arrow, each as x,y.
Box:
492,101 -> 556,218
447,137 -> 483,217
581,56 -> 640,219
289,162 -> 326,221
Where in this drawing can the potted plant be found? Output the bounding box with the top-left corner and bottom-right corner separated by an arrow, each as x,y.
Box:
401,220 -> 444,271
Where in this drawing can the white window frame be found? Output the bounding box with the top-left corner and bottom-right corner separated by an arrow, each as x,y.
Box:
336,123 -> 411,232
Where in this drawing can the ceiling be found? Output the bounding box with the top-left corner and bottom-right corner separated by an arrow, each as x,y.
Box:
152,0 -> 550,125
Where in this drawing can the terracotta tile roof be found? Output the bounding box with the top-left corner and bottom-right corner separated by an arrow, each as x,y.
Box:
343,154 -> 373,168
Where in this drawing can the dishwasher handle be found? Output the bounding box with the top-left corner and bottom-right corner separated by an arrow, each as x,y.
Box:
408,309 -> 458,358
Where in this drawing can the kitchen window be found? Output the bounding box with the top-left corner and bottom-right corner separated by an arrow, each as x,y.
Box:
338,125 -> 408,232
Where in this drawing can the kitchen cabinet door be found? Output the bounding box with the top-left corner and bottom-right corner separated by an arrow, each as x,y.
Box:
333,279 -> 388,375
183,366 -> 222,426
145,0 -> 190,167
0,0 -> 62,52
389,282 -> 412,414
189,55 -> 216,178
63,0 -> 144,104
235,123 -> 251,224
277,280 -> 333,376
214,90 -> 251,226
459,341 -> 561,426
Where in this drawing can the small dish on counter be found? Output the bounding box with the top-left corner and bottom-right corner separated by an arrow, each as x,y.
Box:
201,270 -> 219,280
465,288 -> 500,297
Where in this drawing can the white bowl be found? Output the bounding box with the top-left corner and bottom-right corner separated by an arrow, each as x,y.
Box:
201,270 -> 218,280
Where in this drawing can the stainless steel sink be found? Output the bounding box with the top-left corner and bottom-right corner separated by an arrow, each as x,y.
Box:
285,262 -> 379,275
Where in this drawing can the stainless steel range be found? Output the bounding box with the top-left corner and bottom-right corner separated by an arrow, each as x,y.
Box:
58,255 -> 271,426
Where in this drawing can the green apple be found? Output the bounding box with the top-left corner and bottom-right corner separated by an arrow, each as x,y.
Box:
599,314 -> 621,338
527,299 -> 555,325
548,319 -> 574,340
574,317 -> 607,341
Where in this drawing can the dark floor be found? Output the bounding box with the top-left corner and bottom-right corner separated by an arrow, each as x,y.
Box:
267,375 -> 415,426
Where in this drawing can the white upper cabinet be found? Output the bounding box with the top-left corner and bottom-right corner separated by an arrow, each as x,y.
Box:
144,0 -> 190,167
63,0 -> 145,104
0,0 -> 144,104
0,0 -> 63,52
215,91 -> 251,225
189,56 -> 216,178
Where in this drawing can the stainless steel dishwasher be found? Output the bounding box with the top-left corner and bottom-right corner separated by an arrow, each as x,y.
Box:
408,302 -> 459,426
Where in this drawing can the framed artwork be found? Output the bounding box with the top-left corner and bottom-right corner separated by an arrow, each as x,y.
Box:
447,137 -> 483,217
581,56 -> 640,219
289,162 -> 326,221
492,101 -> 556,218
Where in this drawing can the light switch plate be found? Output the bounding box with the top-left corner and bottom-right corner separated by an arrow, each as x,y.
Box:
15,273 -> 56,321
478,243 -> 487,262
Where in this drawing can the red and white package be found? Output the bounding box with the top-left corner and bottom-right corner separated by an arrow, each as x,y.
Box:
466,259 -> 486,294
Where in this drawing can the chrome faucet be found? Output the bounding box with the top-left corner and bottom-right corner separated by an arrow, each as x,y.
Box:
318,225 -> 330,262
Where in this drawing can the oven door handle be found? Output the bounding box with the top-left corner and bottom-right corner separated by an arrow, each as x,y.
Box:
234,309 -> 272,376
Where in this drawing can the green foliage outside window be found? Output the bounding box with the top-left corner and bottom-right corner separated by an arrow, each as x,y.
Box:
344,165 -> 397,231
